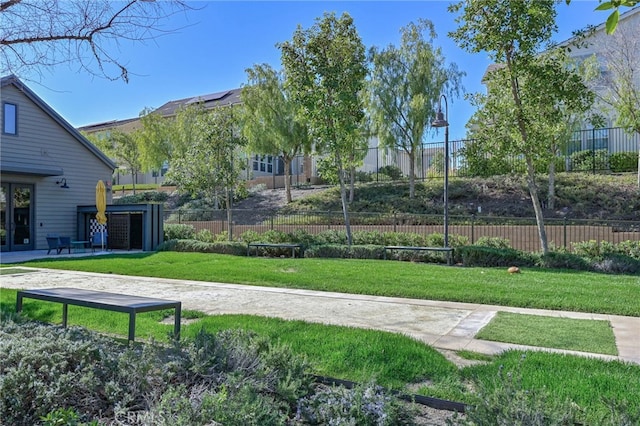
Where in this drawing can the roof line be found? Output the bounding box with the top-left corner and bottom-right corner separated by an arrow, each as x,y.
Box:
1,74 -> 117,170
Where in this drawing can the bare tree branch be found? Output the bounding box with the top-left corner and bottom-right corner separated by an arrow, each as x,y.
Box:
1,0 -> 196,82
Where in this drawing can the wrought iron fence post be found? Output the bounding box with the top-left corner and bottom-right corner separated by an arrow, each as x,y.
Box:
471,214 -> 475,244
270,212 -> 274,231
563,217 -> 567,249
394,212 -> 397,233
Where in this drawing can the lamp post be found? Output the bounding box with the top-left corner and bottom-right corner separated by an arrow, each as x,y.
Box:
431,94 -> 449,249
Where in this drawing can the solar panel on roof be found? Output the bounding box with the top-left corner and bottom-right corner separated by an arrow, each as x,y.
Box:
186,91 -> 230,104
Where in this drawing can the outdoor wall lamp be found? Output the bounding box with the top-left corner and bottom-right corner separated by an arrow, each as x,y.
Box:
431,94 -> 449,249
56,178 -> 69,189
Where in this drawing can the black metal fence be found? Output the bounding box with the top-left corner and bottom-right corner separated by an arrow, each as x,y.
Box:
282,126 -> 638,184
165,209 -> 639,253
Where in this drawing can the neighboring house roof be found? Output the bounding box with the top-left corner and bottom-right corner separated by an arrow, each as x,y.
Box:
153,88 -> 242,117
78,87 -> 243,133
79,117 -> 141,133
1,74 -> 117,171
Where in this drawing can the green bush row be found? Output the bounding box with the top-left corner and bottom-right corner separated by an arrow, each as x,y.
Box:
160,225 -> 640,274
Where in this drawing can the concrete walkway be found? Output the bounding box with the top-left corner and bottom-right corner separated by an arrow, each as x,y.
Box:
1,265 -> 638,366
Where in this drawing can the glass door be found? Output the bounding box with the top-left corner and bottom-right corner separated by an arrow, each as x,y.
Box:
1,183 -> 34,251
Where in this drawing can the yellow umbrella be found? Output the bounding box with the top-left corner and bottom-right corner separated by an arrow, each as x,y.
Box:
96,180 -> 107,225
96,180 -> 107,251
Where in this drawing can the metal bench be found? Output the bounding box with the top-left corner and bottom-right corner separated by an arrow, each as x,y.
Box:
16,288 -> 181,341
247,242 -> 303,258
383,245 -> 454,265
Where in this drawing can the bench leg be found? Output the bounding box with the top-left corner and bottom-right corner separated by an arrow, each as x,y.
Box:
16,293 -> 23,313
62,304 -> 68,328
129,312 -> 136,342
174,303 -> 181,341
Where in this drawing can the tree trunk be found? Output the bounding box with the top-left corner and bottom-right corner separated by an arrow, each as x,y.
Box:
637,146 -> 639,188
336,155 -> 353,246
226,187 -> 233,241
131,171 -> 137,195
284,156 -> 292,203
548,158 -> 556,211
349,165 -> 356,203
408,151 -> 415,199
526,158 -> 549,254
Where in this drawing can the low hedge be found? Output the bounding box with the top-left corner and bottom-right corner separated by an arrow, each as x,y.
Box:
304,244 -> 385,260
456,246 -> 538,268
157,239 -> 248,256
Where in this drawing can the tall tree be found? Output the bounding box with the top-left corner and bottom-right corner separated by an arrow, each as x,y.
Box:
167,103 -> 246,238
367,19 -> 464,199
450,0 -> 594,254
1,0 -> 193,81
279,12 -> 368,245
591,21 -> 640,187
241,63 -> 311,203
85,129 -> 143,194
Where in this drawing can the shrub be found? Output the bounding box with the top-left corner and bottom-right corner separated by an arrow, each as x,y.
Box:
609,151 -> 638,173
304,244 -> 383,260
314,230 -> 348,245
164,223 -> 196,241
570,149 -> 609,172
353,230 -> 385,245
113,190 -> 168,205
1,320 -> 318,425
592,254 -> 640,275
158,239 -> 248,256
458,246 -> 537,267
378,165 -> 403,180
475,236 -> 511,249
296,382 -> 416,425
537,251 -> 591,271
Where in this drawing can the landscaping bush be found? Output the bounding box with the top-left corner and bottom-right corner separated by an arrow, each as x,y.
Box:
570,149 -> 609,172
378,165 -> 403,180
295,382 -> 416,425
304,244 -> 384,260
609,151 -> 638,173
113,190 -> 168,205
572,239 -> 640,261
314,229 -> 348,245
592,254 -> 640,275
2,319 -> 418,425
163,223 -> 196,241
458,246 -> 537,268
474,236 -> 511,249
158,239 -> 248,256
537,251 -> 591,271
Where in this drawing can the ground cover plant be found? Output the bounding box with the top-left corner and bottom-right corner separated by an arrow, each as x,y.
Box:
19,252 -> 640,316
475,312 -> 618,355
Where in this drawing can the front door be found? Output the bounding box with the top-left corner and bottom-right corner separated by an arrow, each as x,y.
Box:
1,183 -> 34,251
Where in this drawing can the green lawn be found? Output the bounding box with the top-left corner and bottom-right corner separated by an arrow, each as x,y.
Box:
16,251 -> 640,316
476,312 -> 618,355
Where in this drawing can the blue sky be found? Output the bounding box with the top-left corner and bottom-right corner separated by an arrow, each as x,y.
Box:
23,0 -> 609,141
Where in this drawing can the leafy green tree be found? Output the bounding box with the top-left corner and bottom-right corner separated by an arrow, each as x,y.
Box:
241,64 -> 312,203
137,108 -> 177,175
167,103 -> 246,239
279,12 -> 368,245
591,21 -> 640,187
367,19 -> 464,199
450,0 -> 594,254
85,129 -> 143,194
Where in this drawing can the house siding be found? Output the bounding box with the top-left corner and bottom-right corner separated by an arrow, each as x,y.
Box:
1,81 -> 114,250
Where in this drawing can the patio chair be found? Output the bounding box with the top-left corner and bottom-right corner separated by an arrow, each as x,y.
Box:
46,234 -> 71,255
91,232 -> 108,252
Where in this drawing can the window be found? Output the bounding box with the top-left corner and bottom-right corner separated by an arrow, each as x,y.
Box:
252,155 -> 275,174
3,103 -> 17,135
